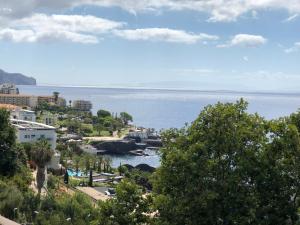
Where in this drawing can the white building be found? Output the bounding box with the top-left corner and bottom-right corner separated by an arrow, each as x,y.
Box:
10,119 -> 60,170
0,83 -> 19,94
41,111 -> 56,126
11,108 -> 36,122
128,130 -> 149,140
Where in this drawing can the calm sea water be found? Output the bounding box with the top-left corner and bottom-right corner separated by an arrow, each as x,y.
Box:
18,85 -> 300,167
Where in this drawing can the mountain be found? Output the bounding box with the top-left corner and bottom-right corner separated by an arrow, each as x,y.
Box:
0,69 -> 36,85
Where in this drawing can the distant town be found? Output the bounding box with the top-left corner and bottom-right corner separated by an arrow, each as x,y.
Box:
0,83 -> 161,221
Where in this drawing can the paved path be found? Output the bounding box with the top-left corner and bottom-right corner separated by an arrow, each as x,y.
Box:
76,187 -> 109,201
0,216 -> 21,225
83,136 -> 123,141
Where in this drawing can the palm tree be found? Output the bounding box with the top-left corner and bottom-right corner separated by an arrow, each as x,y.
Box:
31,140 -> 53,195
103,157 -> 112,173
53,91 -> 60,105
84,155 -> 91,175
73,156 -> 81,175
97,156 -> 103,173
91,157 -> 97,170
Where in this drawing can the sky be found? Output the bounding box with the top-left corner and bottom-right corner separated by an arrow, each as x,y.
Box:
0,0 -> 299,92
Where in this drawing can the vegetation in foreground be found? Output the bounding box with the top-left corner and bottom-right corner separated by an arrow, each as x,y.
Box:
1,99 -> 300,225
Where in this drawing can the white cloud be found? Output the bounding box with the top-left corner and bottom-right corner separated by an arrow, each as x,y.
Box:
218,34 -> 267,48
0,28 -> 98,44
285,42 -> 300,53
0,13 -> 219,44
243,56 -> 249,61
2,0 -> 300,22
15,14 -> 124,33
113,28 -> 218,44
0,13 -> 124,44
283,14 -> 299,22
0,28 -> 35,43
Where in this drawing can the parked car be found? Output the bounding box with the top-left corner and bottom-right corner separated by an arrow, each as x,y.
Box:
105,188 -> 116,196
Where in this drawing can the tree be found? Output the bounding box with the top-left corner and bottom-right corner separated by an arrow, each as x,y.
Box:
97,109 -> 111,118
94,123 -> 104,136
103,157 -> 112,173
98,180 -> 152,225
65,119 -> 82,134
0,109 -> 19,176
120,112 -> 133,125
64,170 -> 69,185
254,119 -> 300,224
31,140 -> 53,195
153,99 -> 300,225
53,92 -> 60,105
73,156 -> 81,175
118,163 -> 127,176
97,156 -> 103,173
88,170 -> 93,187
0,181 -> 23,219
84,155 -> 91,175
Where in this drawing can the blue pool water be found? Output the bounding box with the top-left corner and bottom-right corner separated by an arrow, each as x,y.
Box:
67,169 -> 83,177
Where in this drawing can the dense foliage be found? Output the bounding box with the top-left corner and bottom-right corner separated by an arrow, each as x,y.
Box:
0,109 -> 19,176
153,99 -> 300,225
2,100 -> 300,225
98,179 -> 153,225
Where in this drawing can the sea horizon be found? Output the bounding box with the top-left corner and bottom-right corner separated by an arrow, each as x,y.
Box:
18,85 -> 300,131
27,84 -> 300,96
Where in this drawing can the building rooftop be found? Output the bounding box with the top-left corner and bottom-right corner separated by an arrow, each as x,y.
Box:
0,104 -> 20,110
10,119 -> 56,130
0,93 -> 33,97
15,109 -> 35,113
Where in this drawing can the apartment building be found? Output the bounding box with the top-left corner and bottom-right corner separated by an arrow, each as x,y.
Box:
0,94 -> 38,108
72,100 -> 92,111
10,108 -> 36,122
0,83 -> 19,94
38,96 -> 66,107
11,119 -> 60,170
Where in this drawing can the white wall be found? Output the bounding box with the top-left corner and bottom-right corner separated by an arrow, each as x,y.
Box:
11,110 -> 36,122
16,129 -> 57,150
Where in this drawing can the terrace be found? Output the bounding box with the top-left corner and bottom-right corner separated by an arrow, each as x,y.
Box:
10,119 -> 55,130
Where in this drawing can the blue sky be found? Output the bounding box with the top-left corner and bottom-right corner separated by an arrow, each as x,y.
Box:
0,0 -> 299,91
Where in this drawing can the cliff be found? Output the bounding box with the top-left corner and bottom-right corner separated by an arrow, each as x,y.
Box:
0,69 -> 36,85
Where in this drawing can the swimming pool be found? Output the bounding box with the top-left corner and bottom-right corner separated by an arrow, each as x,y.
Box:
67,169 -> 83,177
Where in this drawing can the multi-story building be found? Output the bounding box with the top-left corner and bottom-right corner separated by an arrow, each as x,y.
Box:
0,94 -> 38,108
40,111 -> 56,126
38,96 -> 66,107
0,83 -> 19,94
10,108 -> 36,122
72,100 -> 92,111
11,119 -> 60,170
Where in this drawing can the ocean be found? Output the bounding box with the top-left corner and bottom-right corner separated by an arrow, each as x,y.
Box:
18,85 -> 300,167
